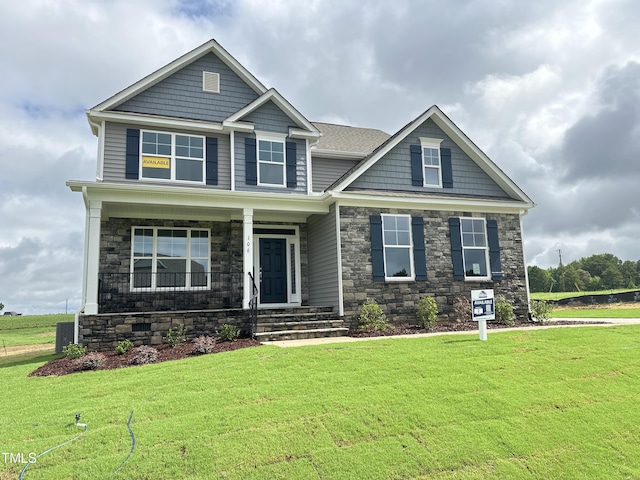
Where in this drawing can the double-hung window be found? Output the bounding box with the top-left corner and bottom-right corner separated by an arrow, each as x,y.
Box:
257,133 -> 286,187
382,214 -> 414,279
131,227 -> 210,290
420,137 -> 443,187
460,218 -> 489,280
141,130 -> 205,183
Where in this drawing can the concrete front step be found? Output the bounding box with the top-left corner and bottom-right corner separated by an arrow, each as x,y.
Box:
256,319 -> 345,333
255,327 -> 349,342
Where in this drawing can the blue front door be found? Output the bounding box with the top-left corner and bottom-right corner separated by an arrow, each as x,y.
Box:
260,238 -> 287,304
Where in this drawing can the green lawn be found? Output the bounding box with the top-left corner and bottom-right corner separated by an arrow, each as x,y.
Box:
0,314 -> 72,350
531,289 -> 637,301
2,326 -> 640,479
550,307 -> 640,318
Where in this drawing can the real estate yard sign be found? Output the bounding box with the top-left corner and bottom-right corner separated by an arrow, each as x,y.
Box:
471,289 -> 495,341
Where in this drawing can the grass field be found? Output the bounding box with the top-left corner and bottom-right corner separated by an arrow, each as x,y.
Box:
530,288 -> 637,301
0,314 -> 72,352
2,326 -> 640,479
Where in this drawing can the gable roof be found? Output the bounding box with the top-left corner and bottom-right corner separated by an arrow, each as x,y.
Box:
225,88 -> 320,137
91,39 -> 267,113
311,123 -> 390,158
330,105 -> 534,207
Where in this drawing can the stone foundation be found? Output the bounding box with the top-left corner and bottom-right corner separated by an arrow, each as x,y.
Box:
339,206 -> 529,329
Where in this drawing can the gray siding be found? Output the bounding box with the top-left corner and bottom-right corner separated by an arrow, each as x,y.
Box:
102,122 -> 231,189
242,100 -> 295,134
348,118 -> 511,198
114,53 -> 260,122
307,204 -> 340,309
234,133 -> 308,194
312,157 -> 359,192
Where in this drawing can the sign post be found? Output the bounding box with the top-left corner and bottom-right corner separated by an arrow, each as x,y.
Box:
471,289 -> 495,341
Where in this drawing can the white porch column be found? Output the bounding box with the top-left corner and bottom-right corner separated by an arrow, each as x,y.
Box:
242,208 -> 254,309
84,200 -> 102,315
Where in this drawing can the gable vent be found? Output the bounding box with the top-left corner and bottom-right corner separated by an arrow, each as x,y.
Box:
203,71 -> 220,93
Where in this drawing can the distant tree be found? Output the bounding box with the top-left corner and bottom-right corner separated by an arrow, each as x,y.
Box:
600,266 -> 624,289
576,269 -> 592,290
527,266 -> 553,292
0,301 -> 3,312
563,265 -> 584,292
578,253 -> 622,278
620,261 -> 638,288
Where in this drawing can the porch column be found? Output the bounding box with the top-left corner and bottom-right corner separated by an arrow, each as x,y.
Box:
242,208 -> 254,309
84,200 -> 102,315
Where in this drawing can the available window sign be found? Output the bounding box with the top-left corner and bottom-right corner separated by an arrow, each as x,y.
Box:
472,263 -> 481,275
471,289 -> 495,321
142,156 -> 170,169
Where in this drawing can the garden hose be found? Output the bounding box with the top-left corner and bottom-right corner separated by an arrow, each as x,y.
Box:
110,411 -> 136,477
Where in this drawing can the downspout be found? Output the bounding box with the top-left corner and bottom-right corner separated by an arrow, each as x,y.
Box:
519,209 -> 532,316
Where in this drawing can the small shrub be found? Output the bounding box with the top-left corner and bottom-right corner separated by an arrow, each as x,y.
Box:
416,296 -> 438,330
358,298 -> 388,331
63,343 -> 86,360
130,346 -> 158,365
531,299 -> 553,324
79,352 -> 105,370
219,324 -> 240,342
495,296 -> 515,326
453,296 -> 472,322
165,324 -> 186,347
193,335 -> 216,354
115,339 -> 134,355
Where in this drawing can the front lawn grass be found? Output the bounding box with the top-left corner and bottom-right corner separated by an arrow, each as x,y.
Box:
2,326 -> 640,479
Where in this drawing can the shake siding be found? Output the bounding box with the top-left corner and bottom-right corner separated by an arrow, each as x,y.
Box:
307,204 -> 340,308
348,118 -> 511,198
312,157 -> 359,192
235,132 -> 307,194
242,100 -> 294,134
102,121 -> 231,189
113,53 -> 260,123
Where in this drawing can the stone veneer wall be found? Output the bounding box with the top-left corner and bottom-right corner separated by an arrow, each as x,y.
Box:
339,206 -> 528,329
79,309 -> 249,351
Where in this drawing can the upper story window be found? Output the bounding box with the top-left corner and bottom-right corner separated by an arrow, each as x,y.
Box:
420,137 -> 443,187
257,132 -> 286,187
382,214 -> 414,280
460,217 -> 489,280
141,130 -> 205,183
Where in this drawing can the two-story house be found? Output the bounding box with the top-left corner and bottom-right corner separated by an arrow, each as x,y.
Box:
67,39 -> 534,350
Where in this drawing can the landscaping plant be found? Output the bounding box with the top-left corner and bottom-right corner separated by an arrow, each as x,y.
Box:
495,296 -> 515,325
62,343 -> 86,360
416,296 -> 438,329
192,335 -> 217,354
531,299 -> 553,324
164,324 -> 186,347
79,352 -> 105,371
219,324 -> 240,342
130,345 -> 158,365
453,295 -> 472,322
358,298 -> 388,331
115,339 -> 134,355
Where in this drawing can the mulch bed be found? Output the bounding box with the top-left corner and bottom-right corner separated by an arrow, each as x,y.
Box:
29,338 -> 260,377
30,320 -> 609,377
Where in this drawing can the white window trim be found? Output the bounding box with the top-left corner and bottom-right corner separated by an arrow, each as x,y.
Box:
140,130 -> 206,184
459,217 -> 491,282
256,131 -> 287,188
130,227 -> 211,292
381,214 -> 415,282
252,225 -> 301,307
420,137 -> 443,188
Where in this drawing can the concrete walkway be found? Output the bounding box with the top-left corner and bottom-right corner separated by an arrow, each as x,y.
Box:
261,318 -> 640,348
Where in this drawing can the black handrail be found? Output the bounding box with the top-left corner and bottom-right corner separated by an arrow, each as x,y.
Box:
248,271 -> 258,337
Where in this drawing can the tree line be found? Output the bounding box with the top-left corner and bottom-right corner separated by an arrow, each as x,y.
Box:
528,253 -> 640,293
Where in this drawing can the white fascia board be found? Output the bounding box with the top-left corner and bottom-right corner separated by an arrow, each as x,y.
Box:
310,149 -> 366,160
226,89 -> 320,134
88,110 -> 224,134
332,191 -> 533,214
222,120 -> 255,133
92,39 -> 267,112
66,181 -> 332,214
289,128 -> 321,140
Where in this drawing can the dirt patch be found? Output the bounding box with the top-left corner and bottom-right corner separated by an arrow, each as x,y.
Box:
30,338 -> 260,377
3,343 -> 54,355
36,331 -> 56,337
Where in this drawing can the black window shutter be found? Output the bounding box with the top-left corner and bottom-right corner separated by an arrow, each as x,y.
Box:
449,217 -> 464,280
286,141 -> 297,188
205,137 -> 218,185
370,215 -> 385,282
487,219 -> 503,280
411,216 -> 427,281
441,147 -> 453,188
410,144 -> 423,186
125,128 -> 140,179
245,137 -> 257,185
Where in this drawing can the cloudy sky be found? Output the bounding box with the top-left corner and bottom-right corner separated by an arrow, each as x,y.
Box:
1,0 -> 639,314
